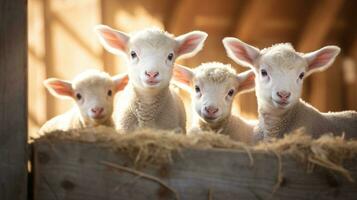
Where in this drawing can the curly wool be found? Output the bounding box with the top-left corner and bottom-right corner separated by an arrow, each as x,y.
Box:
72,69 -> 114,89
194,62 -> 237,83
261,43 -> 306,70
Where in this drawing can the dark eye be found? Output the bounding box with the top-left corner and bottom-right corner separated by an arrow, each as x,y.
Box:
76,93 -> 82,100
299,72 -> 305,79
194,85 -> 201,93
261,69 -> 268,77
107,90 -> 112,96
130,51 -> 137,59
228,89 -> 234,97
167,53 -> 174,61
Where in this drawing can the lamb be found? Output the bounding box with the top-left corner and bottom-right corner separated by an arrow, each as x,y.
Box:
173,62 -> 257,143
39,70 -> 128,135
223,37 -> 357,140
94,25 -> 208,133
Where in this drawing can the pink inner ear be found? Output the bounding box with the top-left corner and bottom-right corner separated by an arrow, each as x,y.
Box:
309,50 -> 334,69
48,82 -> 73,97
101,30 -> 126,51
177,35 -> 202,55
116,76 -> 129,92
230,42 -> 253,64
173,70 -> 191,85
238,73 -> 255,92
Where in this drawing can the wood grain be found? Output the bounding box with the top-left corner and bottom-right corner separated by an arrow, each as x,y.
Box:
33,140 -> 357,200
0,0 -> 28,199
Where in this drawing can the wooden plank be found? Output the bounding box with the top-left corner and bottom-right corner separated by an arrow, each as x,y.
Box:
33,140 -> 357,200
0,0 -> 28,199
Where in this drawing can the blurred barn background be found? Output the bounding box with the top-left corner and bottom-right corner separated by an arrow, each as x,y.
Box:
28,0 -> 357,138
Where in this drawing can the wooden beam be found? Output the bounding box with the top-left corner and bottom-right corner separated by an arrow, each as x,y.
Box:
344,37 -> 357,110
165,0 -> 196,35
297,0 -> 345,111
43,0 -> 56,119
99,0 -> 116,75
234,0 -> 271,43
297,0 -> 344,52
33,140 -> 357,200
0,0 -> 28,199
232,0 -> 271,119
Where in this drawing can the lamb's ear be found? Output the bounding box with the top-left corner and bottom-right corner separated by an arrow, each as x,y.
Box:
172,64 -> 195,92
112,73 -> 129,92
44,78 -> 73,99
236,70 -> 255,94
175,31 -> 208,59
222,37 -> 260,68
94,25 -> 130,56
303,45 -> 340,76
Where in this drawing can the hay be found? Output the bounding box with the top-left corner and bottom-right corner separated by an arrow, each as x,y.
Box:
37,126 -> 251,167
36,127 -> 357,181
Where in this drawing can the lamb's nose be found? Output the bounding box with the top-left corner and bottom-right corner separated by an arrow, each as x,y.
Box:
277,91 -> 291,99
205,106 -> 219,115
145,71 -> 159,78
91,107 -> 104,115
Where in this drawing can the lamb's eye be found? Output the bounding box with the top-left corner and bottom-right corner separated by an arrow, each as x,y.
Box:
194,85 -> 201,93
228,89 -> 234,97
261,69 -> 268,77
107,90 -> 112,96
167,53 -> 174,61
76,93 -> 82,100
130,51 -> 137,59
299,72 -> 305,79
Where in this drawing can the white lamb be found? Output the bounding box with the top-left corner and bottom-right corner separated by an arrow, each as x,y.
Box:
39,70 -> 128,135
94,25 -> 208,133
223,37 -> 357,140
173,62 -> 257,143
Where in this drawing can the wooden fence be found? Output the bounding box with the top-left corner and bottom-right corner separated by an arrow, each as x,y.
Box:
32,139 -> 357,200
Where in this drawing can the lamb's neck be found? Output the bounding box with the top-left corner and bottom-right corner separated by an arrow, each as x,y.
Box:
198,115 -> 231,135
130,85 -> 169,127
257,100 -> 299,139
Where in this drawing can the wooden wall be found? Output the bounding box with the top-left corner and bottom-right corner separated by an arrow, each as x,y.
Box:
0,0 -> 28,199
28,0 -> 357,138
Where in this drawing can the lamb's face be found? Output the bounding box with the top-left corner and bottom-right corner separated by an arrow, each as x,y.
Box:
223,37 -> 340,110
72,78 -> 116,124
192,77 -> 237,123
255,49 -> 307,109
127,32 -> 176,91
95,25 -> 207,93
44,70 -> 128,125
172,63 -> 255,124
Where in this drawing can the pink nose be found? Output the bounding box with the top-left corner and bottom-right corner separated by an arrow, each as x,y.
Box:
145,71 -> 159,78
205,106 -> 219,115
277,91 -> 291,100
91,107 -> 104,116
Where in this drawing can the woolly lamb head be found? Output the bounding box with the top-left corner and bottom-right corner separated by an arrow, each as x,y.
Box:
223,37 -> 340,110
44,70 -> 128,125
173,62 -> 255,123
94,25 -> 208,93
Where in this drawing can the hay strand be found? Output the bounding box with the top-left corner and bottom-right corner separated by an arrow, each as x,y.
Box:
102,161 -> 179,200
